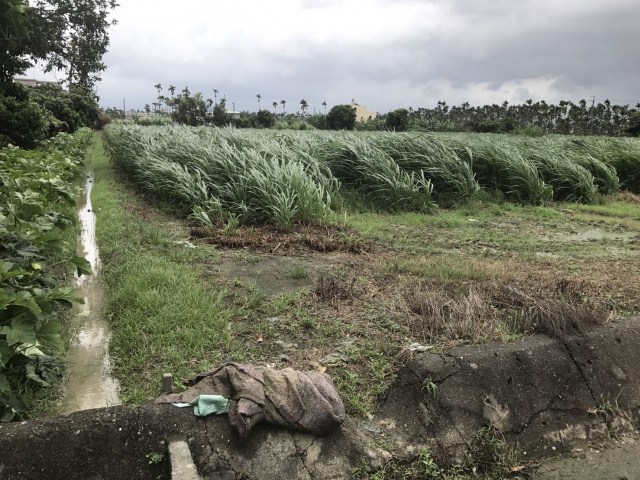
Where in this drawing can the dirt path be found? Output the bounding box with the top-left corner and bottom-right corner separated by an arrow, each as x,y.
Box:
534,435 -> 640,479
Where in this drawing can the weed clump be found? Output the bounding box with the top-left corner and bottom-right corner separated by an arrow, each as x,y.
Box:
312,271 -> 356,306
400,279 -> 609,345
493,280 -> 607,338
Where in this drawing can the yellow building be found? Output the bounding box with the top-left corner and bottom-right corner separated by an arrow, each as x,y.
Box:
351,99 -> 377,121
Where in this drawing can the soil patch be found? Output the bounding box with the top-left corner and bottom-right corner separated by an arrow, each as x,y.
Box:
191,224 -> 371,255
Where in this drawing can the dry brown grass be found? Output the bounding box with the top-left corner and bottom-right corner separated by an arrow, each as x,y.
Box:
312,271 -> 357,306
399,278 -> 611,344
493,279 -> 609,338
615,191 -> 640,205
401,286 -> 498,344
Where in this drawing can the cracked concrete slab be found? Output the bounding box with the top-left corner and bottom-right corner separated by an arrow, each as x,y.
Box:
563,319 -> 640,407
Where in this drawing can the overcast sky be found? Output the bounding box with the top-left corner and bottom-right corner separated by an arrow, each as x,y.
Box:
27,0 -> 640,113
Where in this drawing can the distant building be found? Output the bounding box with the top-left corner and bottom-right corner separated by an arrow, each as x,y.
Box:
351,98 -> 377,121
226,111 -> 241,119
14,78 -> 64,89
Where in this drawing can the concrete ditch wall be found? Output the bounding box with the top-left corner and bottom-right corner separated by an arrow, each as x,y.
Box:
1,317 -> 639,479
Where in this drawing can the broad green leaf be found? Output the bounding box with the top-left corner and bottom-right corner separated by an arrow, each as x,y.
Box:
0,374 -> 9,394
39,274 -> 58,288
48,287 -> 76,301
21,344 -> 45,356
72,256 -> 93,277
26,363 -> 49,386
0,270 -> 30,280
12,291 -> 41,313
1,404 -> 17,423
0,291 -> 12,311
36,231 -> 66,251
0,318 -> 37,346
0,340 -> 14,368
36,321 -> 63,351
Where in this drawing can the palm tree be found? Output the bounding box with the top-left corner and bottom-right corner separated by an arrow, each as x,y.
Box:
300,99 -> 308,115
168,85 -> 176,97
158,95 -> 165,115
257,94 -> 261,111
213,89 -> 219,105
154,83 -> 162,94
322,101 -> 327,114
272,101 -> 278,114
280,99 -> 286,115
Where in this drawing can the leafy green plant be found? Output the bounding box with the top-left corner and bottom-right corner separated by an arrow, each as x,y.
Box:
422,377 -> 438,399
146,452 -> 164,465
0,128 -> 93,421
418,446 -> 443,478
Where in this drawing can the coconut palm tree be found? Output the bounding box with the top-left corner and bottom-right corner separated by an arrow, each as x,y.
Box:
213,89 -> 219,105
300,99 -> 308,115
322,101 -> 327,114
280,100 -> 286,115
272,101 -> 278,114
257,94 -> 261,111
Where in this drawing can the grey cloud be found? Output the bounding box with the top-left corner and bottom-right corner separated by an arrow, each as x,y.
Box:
99,0 -> 640,112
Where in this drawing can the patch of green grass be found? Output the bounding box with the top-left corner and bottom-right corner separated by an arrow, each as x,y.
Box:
92,133 -> 235,404
383,256 -> 501,283
568,200 -> 640,218
335,370 -> 371,416
288,264 -> 308,279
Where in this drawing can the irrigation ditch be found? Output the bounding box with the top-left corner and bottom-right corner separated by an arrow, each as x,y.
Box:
61,170 -> 120,414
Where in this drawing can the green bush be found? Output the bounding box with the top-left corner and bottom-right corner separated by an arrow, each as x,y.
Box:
326,104 -> 357,130
30,85 -> 82,135
256,109 -> 275,128
626,111 -> 640,137
354,117 -> 384,131
211,102 -> 230,127
385,108 -> 410,132
0,82 -> 48,149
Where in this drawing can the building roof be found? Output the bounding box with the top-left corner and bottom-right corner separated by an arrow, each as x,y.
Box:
14,78 -> 64,89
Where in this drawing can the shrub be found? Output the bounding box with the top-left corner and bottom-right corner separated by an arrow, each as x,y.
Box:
626,111 -> 640,137
256,109 -> 275,128
326,104 -> 357,130
0,82 -> 48,148
385,108 -> 410,132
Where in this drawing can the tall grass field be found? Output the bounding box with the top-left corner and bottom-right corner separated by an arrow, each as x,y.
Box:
103,124 -> 640,228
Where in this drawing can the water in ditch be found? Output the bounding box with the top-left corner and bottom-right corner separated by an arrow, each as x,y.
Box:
61,172 -> 121,413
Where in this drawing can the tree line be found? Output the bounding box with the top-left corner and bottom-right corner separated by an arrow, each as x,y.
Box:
131,85 -> 640,137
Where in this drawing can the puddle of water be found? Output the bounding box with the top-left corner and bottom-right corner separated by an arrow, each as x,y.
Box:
61,173 -> 121,414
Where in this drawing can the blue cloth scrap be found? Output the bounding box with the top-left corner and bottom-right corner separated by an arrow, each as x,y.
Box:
173,395 -> 230,416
